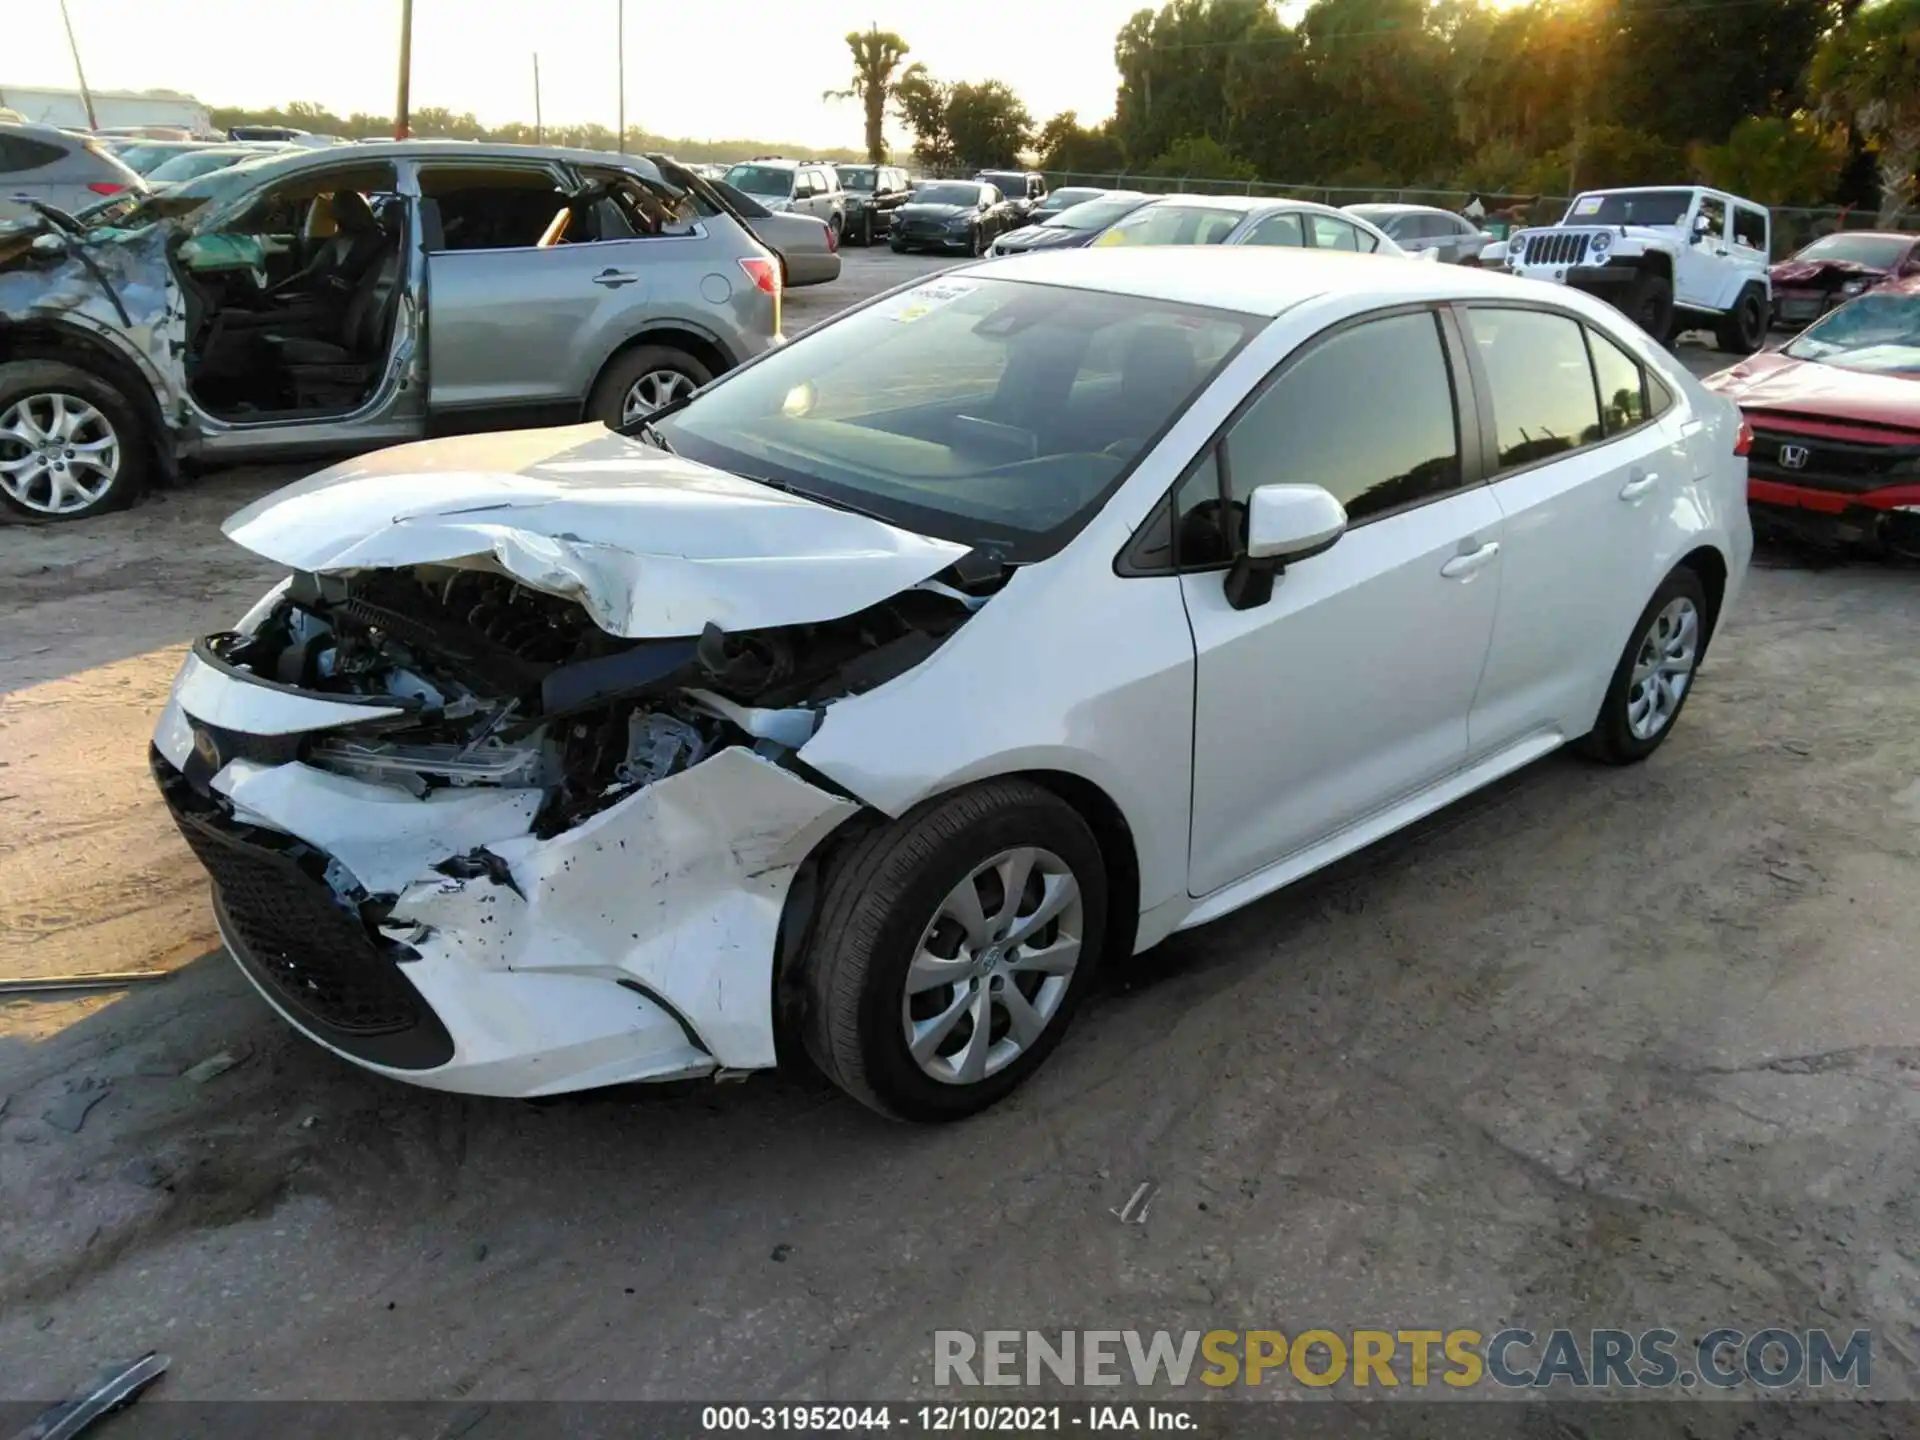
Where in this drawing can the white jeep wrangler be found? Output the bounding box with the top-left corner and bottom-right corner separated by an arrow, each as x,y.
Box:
1507,186 -> 1773,352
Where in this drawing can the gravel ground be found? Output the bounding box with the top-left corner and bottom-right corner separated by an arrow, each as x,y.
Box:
2,255 -> 1915,1415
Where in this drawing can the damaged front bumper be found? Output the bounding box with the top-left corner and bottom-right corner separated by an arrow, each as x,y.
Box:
151,644 -> 859,1097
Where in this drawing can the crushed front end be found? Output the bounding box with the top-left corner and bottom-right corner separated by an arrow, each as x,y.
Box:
152,565 -> 979,1095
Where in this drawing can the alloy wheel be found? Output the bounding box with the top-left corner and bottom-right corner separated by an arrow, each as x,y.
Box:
1626,596 -> 1699,741
0,391 -> 121,516
901,846 -> 1085,1086
620,369 -> 695,424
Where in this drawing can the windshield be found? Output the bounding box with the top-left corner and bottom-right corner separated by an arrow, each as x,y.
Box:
1783,292 -> 1920,374
77,157 -> 275,231
115,143 -> 194,176
1563,190 -> 1694,227
913,183 -> 984,207
1792,233 -> 1911,270
1046,197 -> 1143,231
725,164 -> 793,197
653,276 -> 1255,561
1095,204 -> 1242,247
145,150 -> 250,185
838,166 -> 876,192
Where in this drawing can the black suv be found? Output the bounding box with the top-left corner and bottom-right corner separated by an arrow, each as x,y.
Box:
974,170 -> 1048,221
834,164 -> 912,247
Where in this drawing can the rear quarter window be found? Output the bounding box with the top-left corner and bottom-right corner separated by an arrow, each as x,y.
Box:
0,135 -> 69,174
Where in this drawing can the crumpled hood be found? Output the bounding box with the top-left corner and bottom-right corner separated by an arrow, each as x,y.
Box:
1771,257 -> 1886,287
222,424 -> 972,639
1705,349 -> 1920,428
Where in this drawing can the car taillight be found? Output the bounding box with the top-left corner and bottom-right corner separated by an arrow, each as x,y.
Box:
1734,418 -> 1754,457
738,256 -> 780,296
87,181 -> 126,196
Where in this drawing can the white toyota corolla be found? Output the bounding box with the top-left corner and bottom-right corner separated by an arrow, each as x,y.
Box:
151,247 -> 1753,1121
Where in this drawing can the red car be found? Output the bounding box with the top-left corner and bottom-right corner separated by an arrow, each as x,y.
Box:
1769,230 -> 1920,331
1705,277 -> 1920,556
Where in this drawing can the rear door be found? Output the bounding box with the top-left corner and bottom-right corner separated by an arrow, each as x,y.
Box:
1460,304 -> 1683,752
423,161 -> 666,413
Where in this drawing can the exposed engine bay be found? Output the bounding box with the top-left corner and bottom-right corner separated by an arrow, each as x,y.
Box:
204,566 -> 988,840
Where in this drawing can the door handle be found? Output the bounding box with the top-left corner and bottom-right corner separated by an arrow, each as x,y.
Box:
593,268 -> 641,289
1620,468 -> 1660,501
1440,541 -> 1500,580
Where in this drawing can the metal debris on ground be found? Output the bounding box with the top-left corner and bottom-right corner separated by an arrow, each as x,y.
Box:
1110,1180 -> 1159,1224
10,1351 -> 169,1440
0,971 -> 176,997
183,1051 -> 241,1084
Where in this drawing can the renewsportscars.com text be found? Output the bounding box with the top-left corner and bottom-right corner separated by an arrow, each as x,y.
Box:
933,1328 -> 1871,1390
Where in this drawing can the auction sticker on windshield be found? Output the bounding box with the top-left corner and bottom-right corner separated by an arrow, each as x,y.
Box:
1572,196 -> 1603,216
886,280 -> 978,324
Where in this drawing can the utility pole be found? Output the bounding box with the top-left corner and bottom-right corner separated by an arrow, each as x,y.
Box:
616,0 -> 625,151
394,0 -> 414,139
533,53 -> 543,143
58,0 -> 98,131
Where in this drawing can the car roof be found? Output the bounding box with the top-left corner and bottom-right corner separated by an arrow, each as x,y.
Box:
978,245 -> 1558,317
1346,202 -> 1454,216
0,120 -> 82,148
191,139 -> 676,183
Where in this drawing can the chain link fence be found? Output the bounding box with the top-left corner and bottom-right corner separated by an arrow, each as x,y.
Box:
924,164 -> 1917,260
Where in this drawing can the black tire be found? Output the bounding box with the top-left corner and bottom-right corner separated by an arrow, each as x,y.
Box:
858,210 -> 874,247
889,237 -> 908,254
0,359 -> 150,522
586,344 -> 712,429
829,213 -> 844,245
1622,271 -> 1675,343
1578,566 -> 1710,765
1714,285 -> 1769,354
800,778 -> 1109,1122
969,226 -> 984,258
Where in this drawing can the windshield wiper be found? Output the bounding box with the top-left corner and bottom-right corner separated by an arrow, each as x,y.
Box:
613,389 -> 697,443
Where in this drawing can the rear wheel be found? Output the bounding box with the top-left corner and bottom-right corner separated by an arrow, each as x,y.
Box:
0,360 -> 149,522
1714,285 -> 1769,354
587,345 -> 712,429
1622,272 -> 1675,343
1578,567 -> 1709,765
801,779 -> 1107,1122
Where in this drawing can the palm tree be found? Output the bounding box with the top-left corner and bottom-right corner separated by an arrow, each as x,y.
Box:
1812,0 -> 1920,224
825,26 -> 911,164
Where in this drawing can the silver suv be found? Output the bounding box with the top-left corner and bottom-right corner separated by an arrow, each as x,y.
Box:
721,158 -> 846,240
0,142 -> 782,520
1,120 -> 145,224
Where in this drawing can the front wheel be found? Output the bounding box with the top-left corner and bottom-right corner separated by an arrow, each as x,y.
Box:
968,226 -> 984,257
800,779 -> 1108,1122
0,360 -> 150,522
587,344 -> 712,429
1578,567 -> 1709,765
1714,285 -> 1769,354
1621,272 -> 1675,344
858,210 -> 874,247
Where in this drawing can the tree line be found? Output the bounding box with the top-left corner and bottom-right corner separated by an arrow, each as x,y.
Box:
832,0 -> 1920,223
205,100 -> 863,167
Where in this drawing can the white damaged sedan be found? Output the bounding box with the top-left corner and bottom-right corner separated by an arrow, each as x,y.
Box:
152,248 -> 1752,1120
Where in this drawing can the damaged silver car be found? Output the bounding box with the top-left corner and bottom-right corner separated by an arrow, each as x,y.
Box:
0,142 -> 781,520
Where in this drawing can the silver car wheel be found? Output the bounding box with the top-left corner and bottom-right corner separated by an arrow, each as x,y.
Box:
901,846 -> 1084,1086
620,369 -> 695,423
1626,596 -> 1699,741
0,391 -> 120,516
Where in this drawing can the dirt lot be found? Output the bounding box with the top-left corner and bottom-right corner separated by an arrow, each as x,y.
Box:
3,256 -> 1918,1412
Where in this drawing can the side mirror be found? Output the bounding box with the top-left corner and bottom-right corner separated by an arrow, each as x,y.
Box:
1224,484 -> 1348,610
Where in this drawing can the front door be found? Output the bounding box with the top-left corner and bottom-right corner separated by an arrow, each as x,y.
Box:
1183,308 -> 1503,897
1675,192 -> 1729,311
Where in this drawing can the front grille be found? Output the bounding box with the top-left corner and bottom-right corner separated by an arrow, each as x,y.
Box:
1750,427 -> 1920,495
1518,230 -> 1594,267
152,749 -> 454,1068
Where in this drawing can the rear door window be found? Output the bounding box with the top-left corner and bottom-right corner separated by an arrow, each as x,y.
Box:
1466,308 -> 1605,471
418,165 -> 579,250
1307,215 -> 1368,252
1732,205 -> 1767,253
1242,212 -> 1305,247
0,134 -> 69,174
1585,326 -> 1652,436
